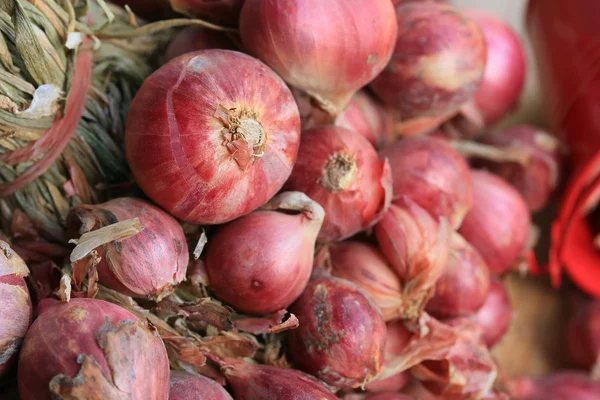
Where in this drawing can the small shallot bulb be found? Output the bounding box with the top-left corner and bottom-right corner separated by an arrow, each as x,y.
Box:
67,197 -> 188,300
240,0 -> 398,116
165,27 -> 235,62
458,170 -> 531,275
375,197 -> 452,319
206,192 -> 324,315
218,358 -> 337,400
380,136 -> 472,229
285,126 -> 391,243
18,298 -> 169,400
169,371 -> 233,400
466,10 -> 527,126
370,2 -> 486,119
507,372 -> 600,400
287,276 -> 387,389
567,300 -> 600,370
366,321 -> 412,393
126,49 -> 301,225
473,279 -> 512,348
169,0 -> 245,26
0,241 -> 31,377
426,233 -> 491,319
330,241 -> 403,322
479,125 -> 560,212
336,92 -> 395,148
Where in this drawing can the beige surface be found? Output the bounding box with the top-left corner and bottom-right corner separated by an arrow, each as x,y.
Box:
451,0 -> 568,377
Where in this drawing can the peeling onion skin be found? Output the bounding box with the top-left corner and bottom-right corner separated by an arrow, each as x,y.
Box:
169,0 -> 245,26
285,126 -> 392,243
165,27 -> 235,62
458,170 -> 531,275
240,0 -> 398,116
206,192 -> 323,315
329,241 -> 403,322
220,358 -> 337,400
169,371 -> 233,400
426,233 -> 491,319
466,9 -> 527,127
479,125 -> 560,212
366,321 -> 412,393
67,197 -> 189,300
18,298 -> 169,400
0,241 -> 31,378
380,136 -> 472,229
126,49 -> 301,225
508,373 -> 600,400
567,301 -> 600,370
287,276 -> 386,389
473,279 -> 512,348
370,3 -> 486,119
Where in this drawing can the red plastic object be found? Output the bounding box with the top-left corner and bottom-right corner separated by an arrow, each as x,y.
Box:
528,0 -> 600,296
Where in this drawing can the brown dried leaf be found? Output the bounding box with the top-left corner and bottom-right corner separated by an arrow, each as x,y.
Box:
49,354 -> 127,400
201,332 -> 260,360
0,240 -> 29,277
56,274 -> 71,302
179,298 -> 234,331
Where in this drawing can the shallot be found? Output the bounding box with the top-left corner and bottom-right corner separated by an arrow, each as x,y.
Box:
18,298 -> 169,400
329,241 -> 403,322
508,372 -> 600,400
67,197 -> 188,300
336,92 -> 395,148
126,50 -> 301,225
366,321 -> 412,393
240,0 -> 397,116
567,300 -> 600,371
473,279 -> 512,348
380,136 -> 472,229
165,27 -> 235,62
169,371 -> 233,400
205,192 -> 323,315
458,170 -> 531,275
285,126 -> 391,242
426,233 -> 491,319
478,125 -> 560,212
375,197 -> 451,319
466,9 -> 527,127
370,2 -> 487,119
287,275 -> 386,388
0,241 -> 31,378
217,358 -> 337,400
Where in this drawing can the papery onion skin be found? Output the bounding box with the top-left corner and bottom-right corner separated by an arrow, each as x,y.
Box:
240,0 -> 398,116
508,372 -> 600,400
169,371 -> 233,400
366,321 -> 412,393
567,301 -> 600,369
0,241 -> 31,377
169,0 -> 245,26
287,276 -> 386,388
458,170 -> 531,275
165,27 -> 235,62
426,233 -> 491,319
473,279 -> 512,348
466,9 -> 526,126
220,358 -> 337,400
67,197 -> 188,299
126,50 -> 301,225
285,126 -> 391,243
371,2 -> 486,119
330,241 -> 403,322
380,136 -> 472,229
374,197 -> 452,319
479,125 -> 560,212
337,92 -> 395,148
206,192 -> 323,315
18,298 -> 169,400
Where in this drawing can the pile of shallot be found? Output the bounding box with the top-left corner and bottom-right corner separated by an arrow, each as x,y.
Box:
1,1 -> 583,399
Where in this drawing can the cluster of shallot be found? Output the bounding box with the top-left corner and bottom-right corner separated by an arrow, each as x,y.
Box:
0,1 -> 565,399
